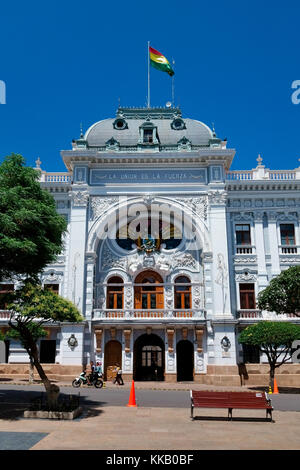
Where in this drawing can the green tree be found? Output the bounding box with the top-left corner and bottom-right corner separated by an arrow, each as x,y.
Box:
4,282 -> 83,407
0,153 -> 67,281
239,321 -> 300,389
257,266 -> 300,317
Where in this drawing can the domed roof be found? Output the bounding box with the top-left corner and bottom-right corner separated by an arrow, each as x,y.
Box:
84,107 -> 214,148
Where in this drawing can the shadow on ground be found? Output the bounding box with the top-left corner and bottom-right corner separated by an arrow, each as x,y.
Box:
249,386 -> 300,394
0,389 -> 106,421
192,416 -> 274,423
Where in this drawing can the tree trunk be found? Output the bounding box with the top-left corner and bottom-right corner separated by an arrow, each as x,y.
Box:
269,364 -> 275,391
29,341 -> 60,409
28,358 -> 34,384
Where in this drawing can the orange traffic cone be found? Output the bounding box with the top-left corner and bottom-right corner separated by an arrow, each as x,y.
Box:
273,378 -> 279,394
127,380 -> 137,407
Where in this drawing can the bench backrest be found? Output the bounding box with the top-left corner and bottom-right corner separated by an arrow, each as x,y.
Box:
191,390 -> 270,407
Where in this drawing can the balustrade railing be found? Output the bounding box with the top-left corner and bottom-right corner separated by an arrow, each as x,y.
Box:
0,310 -> 10,319
279,245 -> 298,254
269,170 -> 296,180
238,309 -> 299,320
237,310 -> 262,319
226,171 -> 254,180
226,169 -> 299,181
235,245 -> 255,254
42,172 -> 72,183
93,309 -> 205,320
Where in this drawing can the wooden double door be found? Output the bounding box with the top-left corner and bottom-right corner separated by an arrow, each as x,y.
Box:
104,340 -> 122,381
134,271 -> 164,310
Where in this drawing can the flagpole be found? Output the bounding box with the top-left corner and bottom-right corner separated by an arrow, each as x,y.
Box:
147,41 -> 150,108
172,58 -> 175,107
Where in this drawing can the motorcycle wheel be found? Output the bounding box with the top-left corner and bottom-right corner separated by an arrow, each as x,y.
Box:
94,379 -> 103,389
72,379 -> 81,388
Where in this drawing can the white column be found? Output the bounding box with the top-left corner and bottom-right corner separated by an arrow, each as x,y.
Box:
67,188 -> 89,313
85,252 -> 96,321
254,211 -> 268,288
209,191 -> 232,316
267,211 -> 281,275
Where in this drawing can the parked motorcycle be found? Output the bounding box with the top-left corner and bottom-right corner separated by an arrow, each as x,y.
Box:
72,371 -> 103,388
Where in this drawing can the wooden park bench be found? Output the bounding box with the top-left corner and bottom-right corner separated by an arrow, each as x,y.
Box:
190,390 -> 273,421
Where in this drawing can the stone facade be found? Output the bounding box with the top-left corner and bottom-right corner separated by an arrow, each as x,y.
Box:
1,107 -> 300,384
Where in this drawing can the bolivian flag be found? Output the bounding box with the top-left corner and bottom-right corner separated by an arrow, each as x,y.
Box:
149,46 -> 174,76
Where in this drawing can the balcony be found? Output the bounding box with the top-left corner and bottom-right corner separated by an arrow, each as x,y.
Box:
92,309 -> 205,321
236,245 -> 255,254
237,309 -> 262,319
0,310 -> 10,319
279,245 -> 298,254
238,309 -> 300,321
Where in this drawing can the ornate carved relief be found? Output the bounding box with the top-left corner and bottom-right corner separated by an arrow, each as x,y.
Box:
123,329 -> 132,353
235,272 -> 257,282
94,328 -> 103,353
42,272 -> 63,283
174,196 -> 208,220
71,190 -> 89,207
110,327 -> 116,340
167,329 -> 175,353
182,327 -> 188,340
173,252 -> 197,270
90,196 -> 119,220
208,191 -> 227,205
101,244 -> 127,270
195,328 -> 204,353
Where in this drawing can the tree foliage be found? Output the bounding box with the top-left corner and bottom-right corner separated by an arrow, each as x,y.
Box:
257,266 -> 300,316
4,282 -> 83,403
0,153 -> 67,281
239,321 -> 300,386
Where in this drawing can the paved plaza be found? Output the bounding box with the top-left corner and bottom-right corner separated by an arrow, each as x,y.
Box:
0,382 -> 300,450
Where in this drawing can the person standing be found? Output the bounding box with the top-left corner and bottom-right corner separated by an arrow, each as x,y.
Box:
113,363 -> 124,385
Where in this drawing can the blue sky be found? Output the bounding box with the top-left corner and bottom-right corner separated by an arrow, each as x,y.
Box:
0,0 -> 299,172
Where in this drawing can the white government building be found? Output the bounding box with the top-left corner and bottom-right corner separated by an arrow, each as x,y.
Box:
1,106 -> 300,384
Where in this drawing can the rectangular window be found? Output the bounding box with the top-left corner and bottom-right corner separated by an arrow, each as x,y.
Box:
44,284 -> 59,294
236,224 -> 251,245
280,224 -> 295,245
0,284 -> 14,309
143,129 -> 153,143
239,283 -> 256,309
242,343 -> 260,363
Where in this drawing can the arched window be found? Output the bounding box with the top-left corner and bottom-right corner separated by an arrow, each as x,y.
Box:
134,271 -> 164,309
174,276 -> 191,309
107,276 -> 124,309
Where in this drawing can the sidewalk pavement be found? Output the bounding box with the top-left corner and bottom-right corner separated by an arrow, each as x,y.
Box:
0,378 -> 262,392
1,405 -> 300,450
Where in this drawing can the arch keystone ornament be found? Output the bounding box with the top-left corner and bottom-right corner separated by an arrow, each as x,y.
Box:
182,327 -> 188,340
110,327 -> 116,340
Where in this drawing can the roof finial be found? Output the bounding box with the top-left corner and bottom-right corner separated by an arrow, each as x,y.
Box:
80,122 -> 83,138
212,122 -> 216,137
256,154 -> 263,167
35,157 -> 42,169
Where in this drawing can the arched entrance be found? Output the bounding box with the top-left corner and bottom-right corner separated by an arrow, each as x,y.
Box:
134,271 -> 164,310
104,340 -> 122,381
134,333 -> 165,381
177,340 -> 194,381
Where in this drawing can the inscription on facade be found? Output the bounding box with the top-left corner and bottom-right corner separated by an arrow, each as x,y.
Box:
90,169 -> 207,185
